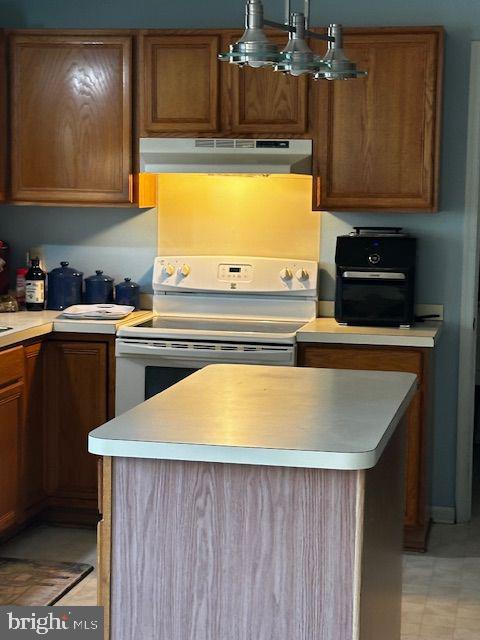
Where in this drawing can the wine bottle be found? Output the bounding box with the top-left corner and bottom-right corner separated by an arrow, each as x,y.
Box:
25,258 -> 46,311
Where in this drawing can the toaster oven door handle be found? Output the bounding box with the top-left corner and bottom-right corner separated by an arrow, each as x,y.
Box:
342,271 -> 406,280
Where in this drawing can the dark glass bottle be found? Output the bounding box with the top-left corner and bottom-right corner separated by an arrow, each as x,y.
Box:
25,258 -> 46,311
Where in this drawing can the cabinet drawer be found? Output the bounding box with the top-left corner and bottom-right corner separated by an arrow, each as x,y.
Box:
298,344 -> 423,379
0,346 -> 24,387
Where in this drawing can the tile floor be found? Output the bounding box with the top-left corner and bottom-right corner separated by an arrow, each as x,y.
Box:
0,448 -> 479,632
401,445 -> 480,639
0,524 -> 97,607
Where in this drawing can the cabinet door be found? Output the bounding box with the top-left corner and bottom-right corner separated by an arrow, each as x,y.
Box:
45,341 -> 108,510
0,30 -> 6,202
222,32 -> 308,135
140,34 -> 220,135
0,381 -> 23,533
297,343 -> 429,548
22,342 -> 46,517
10,33 -> 133,204
312,28 -> 443,211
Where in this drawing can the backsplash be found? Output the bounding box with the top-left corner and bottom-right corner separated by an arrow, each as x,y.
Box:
1,205 -> 158,294
156,174 -> 320,260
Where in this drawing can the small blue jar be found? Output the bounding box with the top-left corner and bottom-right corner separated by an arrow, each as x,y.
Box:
115,277 -> 140,309
47,262 -> 83,311
85,270 -> 114,304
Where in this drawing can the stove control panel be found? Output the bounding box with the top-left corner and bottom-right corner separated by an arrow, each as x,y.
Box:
153,256 -> 318,297
218,263 -> 253,282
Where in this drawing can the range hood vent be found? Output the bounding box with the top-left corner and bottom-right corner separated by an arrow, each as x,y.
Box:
140,138 -> 312,175
194,138 -> 256,149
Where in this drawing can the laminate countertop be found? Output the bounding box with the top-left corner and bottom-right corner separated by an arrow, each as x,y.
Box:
297,318 -> 441,348
0,310 -> 152,348
88,364 -> 417,470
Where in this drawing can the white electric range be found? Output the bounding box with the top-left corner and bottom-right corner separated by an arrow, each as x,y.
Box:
115,255 -> 318,415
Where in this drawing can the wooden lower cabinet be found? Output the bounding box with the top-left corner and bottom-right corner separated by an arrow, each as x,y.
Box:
44,336 -> 114,524
0,335 -> 114,538
0,382 -> 24,533
0,346 -> 24,535
22,341 -> 46,519
297,342 -> 432,551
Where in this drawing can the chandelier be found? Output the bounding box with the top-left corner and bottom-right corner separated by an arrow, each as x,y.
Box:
218,0 -> 367,79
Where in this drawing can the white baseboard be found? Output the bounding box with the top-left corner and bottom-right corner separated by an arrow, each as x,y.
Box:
431,506 -> 456,524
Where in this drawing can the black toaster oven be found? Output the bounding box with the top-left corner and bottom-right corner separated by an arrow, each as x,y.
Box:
335,227 -> 417,327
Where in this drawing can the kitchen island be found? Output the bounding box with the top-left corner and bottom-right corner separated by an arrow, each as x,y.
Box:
89,364 -> 417,640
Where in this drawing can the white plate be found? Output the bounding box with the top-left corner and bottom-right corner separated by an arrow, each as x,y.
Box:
62,304 -> 134,320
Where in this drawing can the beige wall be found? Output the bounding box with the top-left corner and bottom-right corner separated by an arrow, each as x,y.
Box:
157,174 -> 320,260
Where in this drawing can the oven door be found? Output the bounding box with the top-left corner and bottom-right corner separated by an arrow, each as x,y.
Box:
115,338 -> 296,415
335,271 -> 413,326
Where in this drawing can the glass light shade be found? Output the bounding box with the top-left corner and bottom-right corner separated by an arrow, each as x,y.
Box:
313,57 -> 368,80
218,38 -> 280,67
314,23 -> 367,80
275,51 -> 325,76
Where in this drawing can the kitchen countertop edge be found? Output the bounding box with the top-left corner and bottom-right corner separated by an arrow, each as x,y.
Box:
88,366 -> 417,471
297,318 -> 442,348
0,310 -> 153,348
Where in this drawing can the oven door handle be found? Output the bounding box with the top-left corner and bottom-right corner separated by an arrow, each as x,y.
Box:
342,271 -> 406,280
116,341 -> 293,362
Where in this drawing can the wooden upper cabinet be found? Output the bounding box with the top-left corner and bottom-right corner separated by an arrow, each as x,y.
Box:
311,27 -> 444,212
10,33 -> 133,205
140,33 -> 221,135
222,32 -> 308,135
0,30 -> 6,203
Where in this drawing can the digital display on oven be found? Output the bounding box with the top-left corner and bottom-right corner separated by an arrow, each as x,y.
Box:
218,263 -> 253,282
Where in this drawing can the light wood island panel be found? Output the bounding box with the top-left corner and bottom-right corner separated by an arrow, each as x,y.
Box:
100,418 -> 406,640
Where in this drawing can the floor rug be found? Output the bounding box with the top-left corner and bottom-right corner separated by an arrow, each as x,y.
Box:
0,557 -> 94,605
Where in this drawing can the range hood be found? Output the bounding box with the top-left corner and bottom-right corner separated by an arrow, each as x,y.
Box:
139,138 -> 312,175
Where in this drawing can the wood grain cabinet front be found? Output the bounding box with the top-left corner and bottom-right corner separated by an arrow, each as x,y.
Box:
0,30 -> 6,203
22,342 -> 46,520
10,33 -> 133,205
44,338 -> 114,524
221,31 -> 309,135
297,342 -> 432,551
138,30 -> 308,138
311,27 -> 444,212
0,346 -> 24,535
139,33 -> 221,135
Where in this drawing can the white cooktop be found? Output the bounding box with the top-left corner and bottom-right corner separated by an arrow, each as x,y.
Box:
119,256 -> 319,344
118,316 -> 307,344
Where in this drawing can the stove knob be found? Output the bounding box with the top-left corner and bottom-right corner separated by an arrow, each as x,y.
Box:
280,268 -> 293,281
164,263 -> 175,277
296,268 -> 309,281
178,264 -> 191,277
